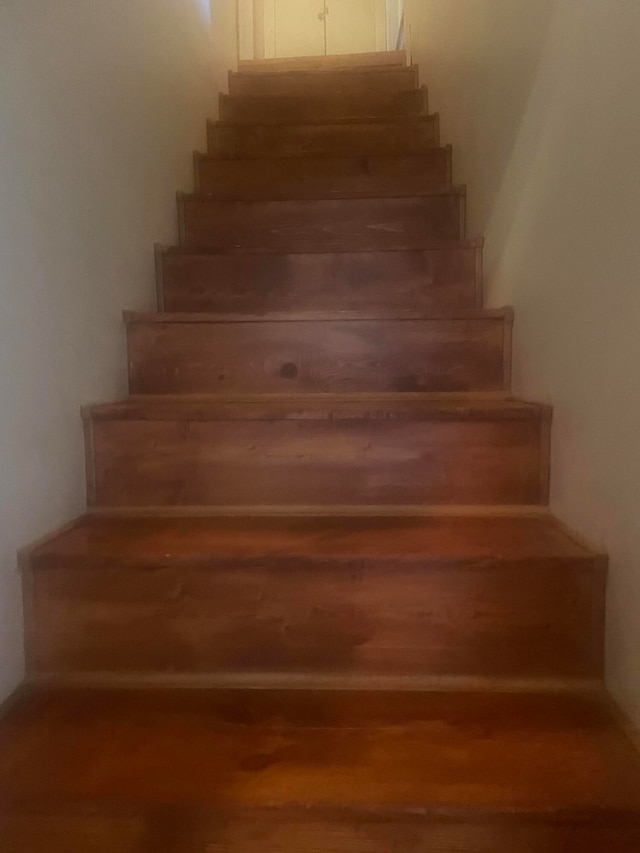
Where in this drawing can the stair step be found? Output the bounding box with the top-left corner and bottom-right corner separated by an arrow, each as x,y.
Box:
228,65 -> 419,97
83,397 -> 551,509
220,88 -> 427,123
125,310 -> 511,395
179,192 -> 464,251
23,514 -> 604,681
158,243 -> 482,314
195,149 -> 452,199
2,688 -> 640,852
207,116 -> 439,158
238,50 -> 407,74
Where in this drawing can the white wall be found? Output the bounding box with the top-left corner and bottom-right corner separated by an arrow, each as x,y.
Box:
410,1 -> 640,725
0,0 -> 233,702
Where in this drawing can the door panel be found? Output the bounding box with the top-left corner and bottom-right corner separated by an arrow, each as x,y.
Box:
275,0 -> 325,58
326,0 -> 378,55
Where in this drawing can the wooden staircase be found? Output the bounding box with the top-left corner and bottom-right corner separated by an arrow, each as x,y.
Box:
4,50 -> 640,852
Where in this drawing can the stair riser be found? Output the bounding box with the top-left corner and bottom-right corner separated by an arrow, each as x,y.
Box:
127,317 -> 510,395
160,247 -> 482,314
207,118 -> 438,158
86,415 -> 549,507
195,150 -> 452,198
220,89 -> 427,123
228,66 -> 419,97
181,195 -> 464,251
27,557 -> 604,680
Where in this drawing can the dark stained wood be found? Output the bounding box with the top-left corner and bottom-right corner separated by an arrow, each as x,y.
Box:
207,116 -> 439,158
195,149 -> 452,198
125,310 -> 511,395
160,244 -> 482,314
84,398 -> 551,508
24,515 -> 605,680
228,65 -> 419,97
4,805 -> 640,853
1,689 -> 640,818
220,88 -> 427,123
180,192 -> 464,251
152,811 -> 640,853
4,808 -> 640,853
26,514 -> 592,568
0,809 -> 150,853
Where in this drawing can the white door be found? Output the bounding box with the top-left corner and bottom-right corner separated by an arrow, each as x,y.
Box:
274,0 -> 325,58
272,0 -> 383,59
326,0 -> 379,56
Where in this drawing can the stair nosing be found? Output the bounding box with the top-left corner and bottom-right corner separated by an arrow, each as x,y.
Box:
220,88 -> 426,104
26,670 -> 604,700
159,237 -> 484,257
209,114 -> 436,130
123,307 -> 511,325
82,395 -> 552,424
181,186 -> 465,203
195,145 -> 450,164
162,237 -> 483,257
229,64 -> 419,80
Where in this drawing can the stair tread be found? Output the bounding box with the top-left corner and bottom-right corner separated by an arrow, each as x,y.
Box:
28,514 -> 597,570
230,64 -> 418,81
124,308 -> 508,324
211,115 -> 433,129
84,395 -> 548,422
184,186 -> 463,201
197,148 -> 450,163
238,50 -> 406,74
164,237 -> 482,256
1,687 -> 639,818
221,89 -> 424,104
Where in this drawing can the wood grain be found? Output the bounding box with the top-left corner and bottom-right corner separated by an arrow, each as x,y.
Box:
2,688 -> 640,817
85,398 -> 550,508
180,192 -> 464,251
0,810 -> 149,853
26,514 -> 591,567
220,88 -> 427,123
228,65 -> 419,97
207,116 -> 439,158
125,311 -> 511,395
25,515 -> 605,680
159,244 -> 481,314
195,149 -> 452,198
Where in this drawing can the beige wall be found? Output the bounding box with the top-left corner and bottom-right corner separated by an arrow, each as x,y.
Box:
411,1 -> 640,725
0,0 -> 228,701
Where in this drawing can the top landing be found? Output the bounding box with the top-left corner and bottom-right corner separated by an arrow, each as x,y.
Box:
238,50 -> 406,75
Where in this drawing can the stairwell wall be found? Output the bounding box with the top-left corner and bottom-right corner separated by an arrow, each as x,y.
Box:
410,1 -> 640,725
0,0 -> 233,702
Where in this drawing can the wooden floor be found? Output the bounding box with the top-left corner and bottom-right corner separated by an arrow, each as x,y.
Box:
2,686 -> 640,851
9,48 -> 640,851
